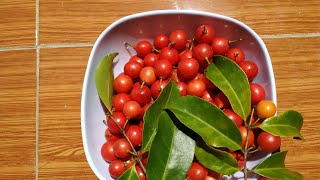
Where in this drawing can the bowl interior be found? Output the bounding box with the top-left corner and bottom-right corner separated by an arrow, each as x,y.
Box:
81,10 -> 276,180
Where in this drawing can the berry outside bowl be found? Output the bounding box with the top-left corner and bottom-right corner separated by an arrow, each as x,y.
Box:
81,10 -> 276,180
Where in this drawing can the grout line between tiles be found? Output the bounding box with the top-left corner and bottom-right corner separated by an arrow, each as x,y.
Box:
35,0 -> 39,178
261,33 -> 320,39
39,42 -> 94,48
0,46 -> 36,52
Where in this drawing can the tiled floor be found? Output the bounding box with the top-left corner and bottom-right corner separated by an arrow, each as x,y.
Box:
0,0 -> 319,179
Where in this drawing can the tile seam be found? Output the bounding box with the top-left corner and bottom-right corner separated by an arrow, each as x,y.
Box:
35,0 -> 39,178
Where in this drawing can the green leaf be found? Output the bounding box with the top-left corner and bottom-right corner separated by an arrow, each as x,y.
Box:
142,81 -> 180,152
118,165 -> 139,180
146,111 -> 195,180
254,151 -> 303,180
258,110 -> 304,139
205,55 -> 251,120
167,96 -> 242,151
95,52 -> 119,114
195,140 -> 239,175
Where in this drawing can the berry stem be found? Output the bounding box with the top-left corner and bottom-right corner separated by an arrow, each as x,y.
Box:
243,108 -> 255,180
105,115 -> 147,174
228,38 -> 243,44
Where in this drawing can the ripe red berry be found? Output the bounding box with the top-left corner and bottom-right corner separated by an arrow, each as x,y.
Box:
154,34 -> 169,50
239,126 -> 254,148
169,29 -> 188,50
151,80 -> 169,99
179,49 -> 193,61
195,24 -> 215,44
258,176 -> 277,180
136,165 -> 146,180
250,83 -> 266,105
215,91 -> 231,109
223,109 -> 243,127
123,101 -> 141,119
177,58 -> 199,79
226,48 -> 245,64
140,67 -> 156,85
101,141 -> 117,162
211,37 -> 229,55
109,160 -> 126,179
112,93 -> 132,112
105,128 -> 121,141
129,55 -> 144,67
130,86 -> 152,106
113,74 -> 133,94
124,60 -> 143,79
239,61 -> 258,81
257,131 -> 281,153
201,90 -> 215,104
144,53 -> 159,67
135,40 -> 152,58
187,79 -> 206,97
154,59 -> 173,79
187,162 -> 208,180
125,125 -> 142,147
193,43 -> 214,64
159,47 -> 180,65
113,138 -> 133,159
107,112 -> 127,135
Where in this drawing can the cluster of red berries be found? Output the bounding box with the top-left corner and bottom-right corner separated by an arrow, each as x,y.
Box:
101,24 -> 280,180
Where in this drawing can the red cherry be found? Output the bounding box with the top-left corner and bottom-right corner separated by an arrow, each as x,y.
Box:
107,112 -> 127,135
130,86 -> 152,106
135,40 -> 152,58
187,162 -> 208,180
124,61 -> 143,79
129,55 -> 144,67
109,160 -> 126,179
159,47 -> 180,65
105,128 -> 122,141
177,58 -> 199,79
239,61 -> 258,81
195,24 -> 216,44
170,69 -> 184,83
154,59 -> 173,79
124,159 -> 134,170
193,43 -> 214,64
226,48 -> 245,64
123,101 -> 141,119
187,79 -> 206,97
141,103 -> 151,118
223,109 -> 243,127
112,93 -> 132,112
179,49 -> 193,61
136,166 -> 146,180
257,131 -> 281,153
211,37 -> 229,55
258,176 -> 277,180
201,90 -> 215,104
125,125 -> 142,147
133,81 -> 141,88
151,80 -> 169,99
101,141 -> 117,162
214,91 -> 231,109
239,126 -> 254,148
144,53 -> 159,67
177,81 -> 187,96
169,29 -> 188,50
140,67 -> 156,85
113,74 -> 133,94
113,138 -> 133,159
250,83 -> 266,105
206,170 -> 221,180
194,73 -> 216,90
154,34 -> 169,50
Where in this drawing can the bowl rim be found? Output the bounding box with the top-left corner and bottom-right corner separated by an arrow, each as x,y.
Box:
81,9 -> 277,180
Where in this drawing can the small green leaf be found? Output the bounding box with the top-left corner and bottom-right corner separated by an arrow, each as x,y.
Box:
95,52 -> 119,114
167,96 -> 242,151
258,110 -> 304,139
205,55 -> 251,120
118,165 -> 139,180
142,81 -> 180,152
254,151 -> 303,180
146,111 -> 195,180
195,140 -> 239,175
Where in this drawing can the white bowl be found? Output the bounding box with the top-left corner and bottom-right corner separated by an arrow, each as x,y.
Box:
81,10 -> 276,180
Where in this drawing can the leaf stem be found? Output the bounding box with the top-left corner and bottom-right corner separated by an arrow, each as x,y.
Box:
107,115 -> 147,174
243,108 -> 255,180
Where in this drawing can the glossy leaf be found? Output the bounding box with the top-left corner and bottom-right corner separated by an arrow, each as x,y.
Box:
205,55 -> 251,120
118,165 -> 139,180
167,96 -> 242,151
142,81 -> 180,152
195,140 -> 239,175
254,151 -> 303,180
95,52 -> 119,114
258,110 -> 304,139
146,111 -> 195,180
